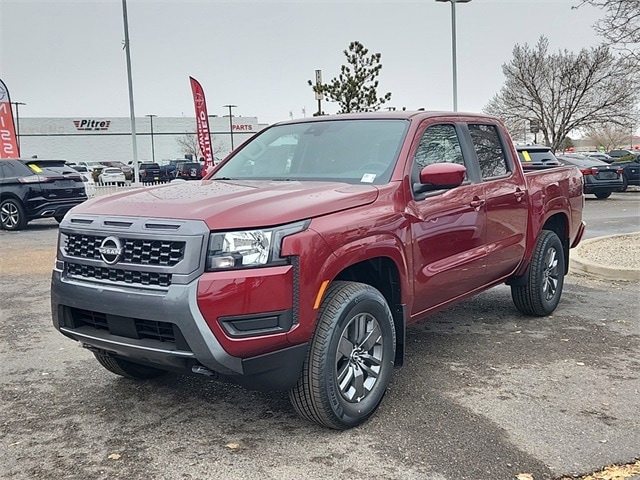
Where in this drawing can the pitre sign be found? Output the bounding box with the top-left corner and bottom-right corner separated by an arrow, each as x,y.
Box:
73,119 -> 111,131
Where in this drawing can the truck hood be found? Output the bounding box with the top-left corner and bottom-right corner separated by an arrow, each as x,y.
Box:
73,179 -> 379,229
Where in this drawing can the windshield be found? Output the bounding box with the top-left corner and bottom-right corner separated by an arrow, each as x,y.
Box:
213,119 -> 409,185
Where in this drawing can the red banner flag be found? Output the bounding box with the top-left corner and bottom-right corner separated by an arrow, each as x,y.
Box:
189,76 -> 213,174
0,79 -> 20,159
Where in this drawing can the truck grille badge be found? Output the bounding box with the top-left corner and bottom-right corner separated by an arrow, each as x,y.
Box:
98,236 -> 124,265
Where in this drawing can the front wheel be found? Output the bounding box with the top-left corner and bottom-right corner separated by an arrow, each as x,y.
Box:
289,281 -> 396,429
93,352 -> 167,380
511,230 -> 565,316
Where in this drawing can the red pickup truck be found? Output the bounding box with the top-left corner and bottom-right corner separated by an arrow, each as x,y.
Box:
52,112 -> 585,429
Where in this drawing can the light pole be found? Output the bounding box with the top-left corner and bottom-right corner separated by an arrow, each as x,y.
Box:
223,104 -> 237,151
10,101 -> 26,152
146,114 -> 157,162
435,0 -> 471,112
122,0 -> 140,184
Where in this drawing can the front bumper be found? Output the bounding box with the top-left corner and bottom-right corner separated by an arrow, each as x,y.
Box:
52,269 -> 307,390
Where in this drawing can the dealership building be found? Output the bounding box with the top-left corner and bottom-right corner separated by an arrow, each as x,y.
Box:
15,115 -> 268,164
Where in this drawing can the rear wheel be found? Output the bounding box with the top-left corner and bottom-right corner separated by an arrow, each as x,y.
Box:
594,191 -> 612,199
621,175 -> 628,192
511,230 -> 565,316
289,281 -> 396,429
93,352 -> 167,379
0,198 -> 27,231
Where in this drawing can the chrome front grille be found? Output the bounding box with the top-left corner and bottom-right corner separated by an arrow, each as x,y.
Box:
65,234 -> 185,266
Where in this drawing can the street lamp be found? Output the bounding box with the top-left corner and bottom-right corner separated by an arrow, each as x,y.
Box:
10,102 -> 26,152
435,0 -> 471,112
146,114 -> 157,162
122,0 -> 140,184
223,104 -> 237,151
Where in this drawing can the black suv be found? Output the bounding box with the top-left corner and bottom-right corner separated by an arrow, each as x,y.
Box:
0,159 -> 87,230
174,162 -> 203,180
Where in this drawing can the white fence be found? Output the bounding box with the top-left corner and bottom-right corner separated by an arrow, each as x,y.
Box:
90,181 -> 171,198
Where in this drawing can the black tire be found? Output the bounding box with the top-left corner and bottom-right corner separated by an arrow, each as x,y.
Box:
93,352 -> 167,380
289,281 -> 396,429
54,215 -> 65,224
511,230 -> 565,317
0,198 -> 27,231
621,175 -> 628,192
594,191 -> 612,199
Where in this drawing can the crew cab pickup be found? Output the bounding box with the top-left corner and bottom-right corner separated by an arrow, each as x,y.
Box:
138,162 -> 162,183
51,112 -> 585,429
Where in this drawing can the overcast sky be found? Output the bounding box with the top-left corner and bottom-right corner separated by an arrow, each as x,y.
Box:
1,0 -> 606,125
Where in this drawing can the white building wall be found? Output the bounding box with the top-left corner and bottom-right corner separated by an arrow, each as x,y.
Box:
17,116 -> 267,163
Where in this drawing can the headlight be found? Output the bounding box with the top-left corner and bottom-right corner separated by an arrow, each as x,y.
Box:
206,220 -> 308,271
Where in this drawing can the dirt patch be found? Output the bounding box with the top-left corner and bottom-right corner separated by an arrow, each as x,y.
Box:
0,245 -> 57,276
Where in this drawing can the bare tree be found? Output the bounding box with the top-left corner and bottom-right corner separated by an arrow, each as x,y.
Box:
584,124 -> 634,150
175,132 -> 224,159
574,0 -> 640,62
484,36 -> 640,151
309,41 -> 392,114
175,132 -> 201,158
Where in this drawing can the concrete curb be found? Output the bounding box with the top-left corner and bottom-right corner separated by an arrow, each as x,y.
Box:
570,232 -> 640,281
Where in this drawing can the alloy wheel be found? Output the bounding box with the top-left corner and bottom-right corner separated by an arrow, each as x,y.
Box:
542,246 -> 559,301
335,312 -> 384,403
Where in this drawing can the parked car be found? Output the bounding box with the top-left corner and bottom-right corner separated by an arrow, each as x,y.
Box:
607,149 -> 637,160
70,164 -> 90,173
100,161 -> 133,180
138,162 -> 162,183
98,167 -> 126,185
515,145 -> 562,170
174,162 -> 203,180
158,159 -> 185,179
0,158 -> 87,230
81,174 -> 96,197
77,161 -> 107,172
612,155 -> 640,191
581,151 -> 614,163
556,153 -> 624,199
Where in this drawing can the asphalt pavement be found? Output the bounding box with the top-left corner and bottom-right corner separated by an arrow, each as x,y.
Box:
1,194 -> 639,480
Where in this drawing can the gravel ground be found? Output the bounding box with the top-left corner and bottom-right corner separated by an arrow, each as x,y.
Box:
574,232 -> 640,270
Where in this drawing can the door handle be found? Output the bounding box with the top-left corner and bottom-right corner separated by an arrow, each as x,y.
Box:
514,189 -> 526,202
470,198 -> 485,210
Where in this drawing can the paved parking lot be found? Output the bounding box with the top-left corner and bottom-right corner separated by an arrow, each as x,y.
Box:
0,193 -> 638,480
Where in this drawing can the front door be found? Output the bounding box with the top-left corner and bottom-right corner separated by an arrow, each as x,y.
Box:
407,122 -> 488,316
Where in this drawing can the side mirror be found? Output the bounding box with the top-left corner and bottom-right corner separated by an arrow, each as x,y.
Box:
418,163 -> 466,191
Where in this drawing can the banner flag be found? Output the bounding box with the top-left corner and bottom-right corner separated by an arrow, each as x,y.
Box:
189,76 -> 213,174
0,78 -> 20,159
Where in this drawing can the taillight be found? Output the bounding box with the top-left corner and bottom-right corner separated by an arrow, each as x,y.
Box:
579,168 -> 592,175
17,175 -> 42,183
616,168 -> 623,174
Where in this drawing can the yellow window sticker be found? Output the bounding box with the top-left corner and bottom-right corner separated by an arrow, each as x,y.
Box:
522,151 -> 532,162
28,164 -> 43,173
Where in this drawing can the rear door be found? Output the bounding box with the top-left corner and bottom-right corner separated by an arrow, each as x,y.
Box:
407,121 -> 488,314
467,124 -> 528,280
